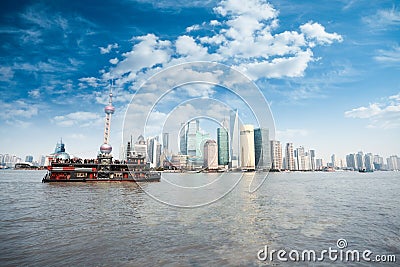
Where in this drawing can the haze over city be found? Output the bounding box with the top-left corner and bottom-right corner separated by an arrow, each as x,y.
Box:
0,0 -> 399,163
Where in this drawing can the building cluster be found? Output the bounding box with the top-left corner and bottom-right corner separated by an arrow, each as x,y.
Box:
346,152 -> 400,171
0,153 -> 46,168
120,110 -> 320,171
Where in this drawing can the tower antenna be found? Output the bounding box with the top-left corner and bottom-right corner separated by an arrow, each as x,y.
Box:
99,80 -> 115,154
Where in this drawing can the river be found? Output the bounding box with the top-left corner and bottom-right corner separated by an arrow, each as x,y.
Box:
0,170 -> 399,266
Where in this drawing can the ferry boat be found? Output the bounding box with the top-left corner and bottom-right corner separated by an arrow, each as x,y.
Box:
42,82 -> 160,183
42,153 -> 161,183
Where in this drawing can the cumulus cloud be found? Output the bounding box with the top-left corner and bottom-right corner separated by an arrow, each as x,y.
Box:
300,22 -> 343,45
103,0 -> 342,87
344,93 -> 400,129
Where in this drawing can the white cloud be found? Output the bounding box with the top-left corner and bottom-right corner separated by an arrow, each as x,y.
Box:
186,24 -> 201,32
0,100 -> 38,122
300,22 -> 343,45
109,57 -> 119,64
28,89 -> 40,98
78,77 -> 99,88
363,7 -> 400,28
374,45 -> 400,63
103,0 -> 342,85
344,93 -> 400,129
0,66 -> 14,82
52,112 -> 102,127
99,43 -> 119,54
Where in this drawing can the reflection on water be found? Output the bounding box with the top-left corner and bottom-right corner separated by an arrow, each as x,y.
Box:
0,170 -> 399,266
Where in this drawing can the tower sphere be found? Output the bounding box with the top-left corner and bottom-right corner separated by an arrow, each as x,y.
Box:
105,105 -> 115,114
100,143 -> 112,154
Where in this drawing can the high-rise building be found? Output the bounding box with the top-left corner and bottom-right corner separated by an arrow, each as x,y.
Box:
217,127 -> 229,166
179,123 -> 187,155
240,125 -> 255,170
365,153 -> 374,171
229,109 -> 240,168
147,136 -> 161,168
346,153 -> 357,169
316,158 -> 323,170
270,140 -> 282,170
134,135 -> 147,160
295,146 -> 306,170
162,132 -> 169,153
254,128 -> 271,170
196,130 -> 210,158
331,154 -> 336,168
356,151 -> 365,170
186,120 -> 199,157
203,140 -> 218,170
309,150 -> 316,170
387,155 -> 399,170
285,143 -> 295,170
25,155 -> 33,163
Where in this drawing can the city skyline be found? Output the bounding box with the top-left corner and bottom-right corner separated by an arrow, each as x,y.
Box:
0,0 -> 399,162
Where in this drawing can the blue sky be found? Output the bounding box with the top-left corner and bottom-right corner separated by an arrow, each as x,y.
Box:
0,0 -> 399,163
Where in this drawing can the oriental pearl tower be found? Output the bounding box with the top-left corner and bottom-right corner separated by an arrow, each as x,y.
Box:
99,81 -> 115,155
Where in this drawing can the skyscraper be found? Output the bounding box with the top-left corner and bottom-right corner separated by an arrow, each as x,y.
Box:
25,155 -> 33,163
356,151 -> 365,170
229,109 -> 240,168
254,128 -> 271,170
217,127 -> 229,166
134,135 -> 147,160
186,119 -> 199,157
365,153 -> 374,171
285,143 -> 295,170
296,146 -> 306,170
346,153 -> 357,169
309,150 -> 316,170
240,124 -> 255,170
203,140 -> 218,170
179,123 -> 187,155
270,140 -> 282,170
162,132 -> 169,153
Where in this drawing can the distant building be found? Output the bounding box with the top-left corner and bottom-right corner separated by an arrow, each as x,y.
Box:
387,155 -> 399,171
179,123 -> 187,155
331,154 -> 336,168
346,154 -> 356,169
356,151 -> 365,170
25,155 -> 33,163
254,128 -> 271,170
309,150 -> 316,170
134,135 -> 147,160
147,136 -> 161,168
285,143 -> 295,170
217,127 -> 229,166
240,125 -> 255,170
295,146 -> 306,170
203,140 -> 218,170
229,109 -> 240,168
270,140 -> 282,170
316,158 -> 323,170
364,153 -> 374,171
186,120 -> 199,157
